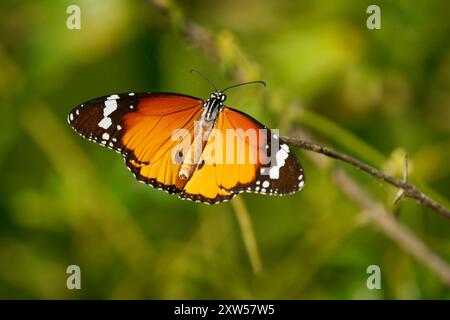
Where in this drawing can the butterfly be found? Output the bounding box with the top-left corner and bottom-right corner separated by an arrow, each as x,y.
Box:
67,79 -> 305,204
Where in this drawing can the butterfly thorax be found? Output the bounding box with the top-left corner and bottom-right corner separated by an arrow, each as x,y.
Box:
204,92 -> 226,121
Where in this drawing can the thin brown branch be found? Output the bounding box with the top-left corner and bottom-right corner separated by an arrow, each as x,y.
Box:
282,136 -> 450,220
333,169 -> 450,286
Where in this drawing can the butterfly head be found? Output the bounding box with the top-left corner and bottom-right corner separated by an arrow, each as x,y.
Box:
210,92 -> 227,102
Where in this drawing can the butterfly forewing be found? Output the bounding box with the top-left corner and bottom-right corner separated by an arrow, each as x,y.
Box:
68,92 -> 203,155
68,92 -> 205,193
218,108 -> 305,196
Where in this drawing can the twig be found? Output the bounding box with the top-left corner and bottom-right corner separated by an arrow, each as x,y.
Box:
282,136 -> 450,220
231,197 -> 263,273
333,169 -> 450,286
149,0 -> 220,62
394,154 -> 408,204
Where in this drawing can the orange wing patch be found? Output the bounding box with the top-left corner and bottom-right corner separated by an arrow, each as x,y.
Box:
215,108 -> 266,191
121,95 -> 204,193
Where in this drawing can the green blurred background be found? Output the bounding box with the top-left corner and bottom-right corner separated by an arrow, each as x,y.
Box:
0,0 -> 449,299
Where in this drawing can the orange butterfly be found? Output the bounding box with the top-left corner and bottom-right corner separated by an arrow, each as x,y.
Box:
68,80 -> 305,204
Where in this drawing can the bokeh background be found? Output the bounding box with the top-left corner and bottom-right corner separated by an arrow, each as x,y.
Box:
0,0 -> 449,299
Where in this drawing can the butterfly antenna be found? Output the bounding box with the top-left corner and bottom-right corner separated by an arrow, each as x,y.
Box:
190,69 -> 218,92
221,80 -> 267,93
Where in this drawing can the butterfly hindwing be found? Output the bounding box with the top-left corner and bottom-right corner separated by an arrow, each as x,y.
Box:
179,112 -> 237,204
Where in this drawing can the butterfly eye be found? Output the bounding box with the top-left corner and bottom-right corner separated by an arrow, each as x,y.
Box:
220,94 -> 226,101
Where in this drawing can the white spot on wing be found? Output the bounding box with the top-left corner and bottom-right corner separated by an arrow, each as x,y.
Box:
104,100 -> 118,116
262,181 -> 270,188
268,144 -> 290,179
98,99 -> 118,129
102,132 -> 110,140
98,117 -> 112,129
